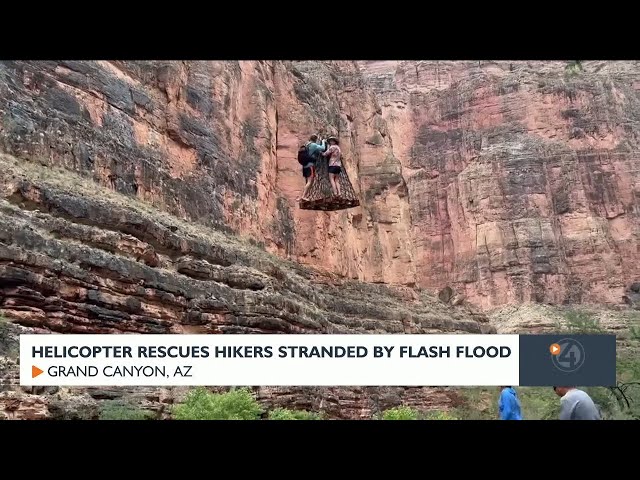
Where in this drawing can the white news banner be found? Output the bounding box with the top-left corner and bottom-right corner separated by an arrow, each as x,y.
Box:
20,334 -> 519,387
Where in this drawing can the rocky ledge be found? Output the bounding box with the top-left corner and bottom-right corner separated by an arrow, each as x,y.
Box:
0,153 -> 492,419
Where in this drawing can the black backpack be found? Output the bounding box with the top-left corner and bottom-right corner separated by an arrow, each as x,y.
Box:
298,143 -> 313,166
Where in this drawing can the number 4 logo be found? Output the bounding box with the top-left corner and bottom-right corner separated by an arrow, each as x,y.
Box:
552,338 -> 585,373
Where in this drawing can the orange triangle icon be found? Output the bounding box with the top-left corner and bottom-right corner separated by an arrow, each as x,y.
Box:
32,365 -> 44,378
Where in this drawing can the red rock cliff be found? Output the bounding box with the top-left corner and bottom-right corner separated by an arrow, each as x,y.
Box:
0,61 -> 490,418
1,60 -> 639,312
0,60 -> 415,288
2,60 -> 639,419
360,60 -> 640,309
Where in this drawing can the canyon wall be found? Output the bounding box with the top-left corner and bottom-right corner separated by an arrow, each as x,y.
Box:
0,153 -> 489,418
1,60 -> 639,311
360,60 -> 640,309
0,60 -> 415,289
2,59 -> 639,418
0,60 -> 449,419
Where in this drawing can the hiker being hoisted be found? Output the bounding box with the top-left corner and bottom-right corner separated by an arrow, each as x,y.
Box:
297,134 -> 326,201
322,136 -> 342,198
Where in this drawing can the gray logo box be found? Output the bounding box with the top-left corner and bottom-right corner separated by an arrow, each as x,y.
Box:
519,334 -> 616,386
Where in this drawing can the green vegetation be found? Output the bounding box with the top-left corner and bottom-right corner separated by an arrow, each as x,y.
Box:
172,388 -> 328,420
378,406 -> 419,420
565,60 -> 584,76
629,312 -> 640,341
99,400 -> 155,420
424,410 -> 459,420
267,408 -> 322,420
559,308 -> 603,333
376,406 -> 459,420
172,387 -> 263,420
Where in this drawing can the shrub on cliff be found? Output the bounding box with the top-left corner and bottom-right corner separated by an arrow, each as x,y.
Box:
424,410 -> 459,420
268,408 -> 322,420
561,309 -> 603,333
378,406 -> 419,420
172,387 -> 263,420
565,60 -> 584,76
99,400 -> 155,420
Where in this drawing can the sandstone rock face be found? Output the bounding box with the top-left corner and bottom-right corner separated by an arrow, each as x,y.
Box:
0,154 -> 490,418
3,60 -> 638,309
2,59 -> 639,417
0,60 -> 415,289
0,155 -> 487,336
0,390 -> 49,420
360,60 -> 640,309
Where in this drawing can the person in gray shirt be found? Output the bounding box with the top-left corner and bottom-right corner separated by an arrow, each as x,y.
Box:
553,386 -> 602,420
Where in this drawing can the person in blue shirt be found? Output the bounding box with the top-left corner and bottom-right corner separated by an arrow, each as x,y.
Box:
498,386 -> 522,420
297,134 -> 327,201
306,134 -> 327,161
